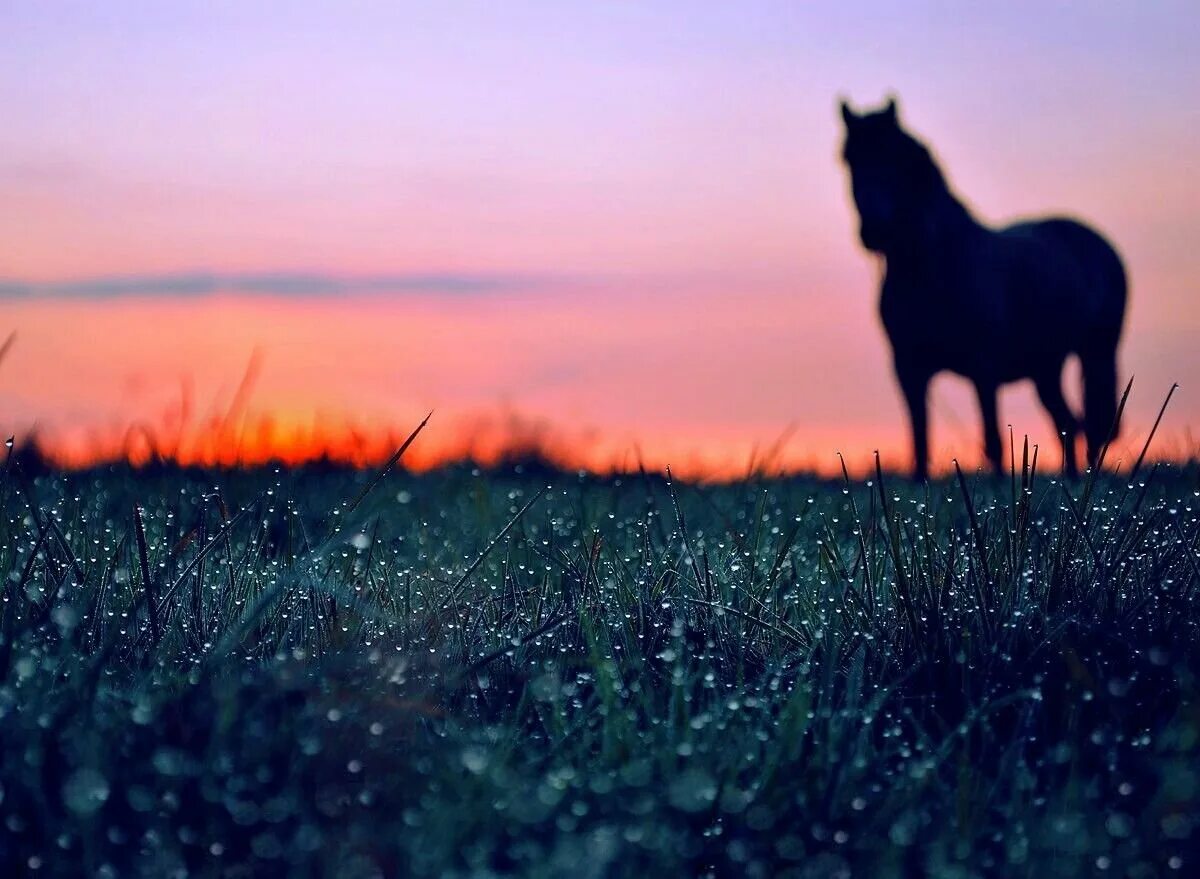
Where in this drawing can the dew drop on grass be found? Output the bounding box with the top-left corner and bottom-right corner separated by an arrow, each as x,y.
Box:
668,769 -> 717,813
461,747 -> 489,774
63,768 -> 109,816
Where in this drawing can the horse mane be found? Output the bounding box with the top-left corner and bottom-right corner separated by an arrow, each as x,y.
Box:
895,129 -> 970,222
897,137 -> 979,257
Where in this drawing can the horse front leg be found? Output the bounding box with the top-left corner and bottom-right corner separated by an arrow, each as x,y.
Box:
974,379 -> 1003,474
896,363 -> 930,480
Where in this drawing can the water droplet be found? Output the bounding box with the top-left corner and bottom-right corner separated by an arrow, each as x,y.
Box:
63,768 -> 109,816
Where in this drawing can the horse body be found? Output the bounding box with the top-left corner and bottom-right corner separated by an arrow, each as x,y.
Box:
841,98 -> 1126,478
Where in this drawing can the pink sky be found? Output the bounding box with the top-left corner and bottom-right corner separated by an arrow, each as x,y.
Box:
1,2 -> 1197,475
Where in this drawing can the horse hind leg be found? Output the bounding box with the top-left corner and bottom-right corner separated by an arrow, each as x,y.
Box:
1081,344 -> 1120,468
1033,365 -> 1081,477
973,379 -> 1004,474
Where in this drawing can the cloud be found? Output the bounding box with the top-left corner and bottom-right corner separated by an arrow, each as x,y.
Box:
0,157 -> 88,186
0,271 -> 542,300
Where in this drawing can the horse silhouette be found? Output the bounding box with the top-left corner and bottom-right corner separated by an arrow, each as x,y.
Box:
839,97 -> 1126,479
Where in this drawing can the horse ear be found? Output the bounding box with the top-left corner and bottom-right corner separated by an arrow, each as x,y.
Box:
840,99 -> 857,127
884,95 -> 899,122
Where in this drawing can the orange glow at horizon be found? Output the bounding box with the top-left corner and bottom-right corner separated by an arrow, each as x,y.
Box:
2,291 -> 1192,480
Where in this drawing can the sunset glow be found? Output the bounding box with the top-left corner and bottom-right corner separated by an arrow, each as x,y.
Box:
2,2 -> 1198,476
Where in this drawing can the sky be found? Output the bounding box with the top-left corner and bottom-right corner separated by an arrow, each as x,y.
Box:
1,1 -> 1198,475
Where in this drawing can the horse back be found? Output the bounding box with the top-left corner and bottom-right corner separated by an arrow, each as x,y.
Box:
995,216 -> 1127,347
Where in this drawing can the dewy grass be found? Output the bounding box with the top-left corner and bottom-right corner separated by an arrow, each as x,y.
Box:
0,453 -> 1198,876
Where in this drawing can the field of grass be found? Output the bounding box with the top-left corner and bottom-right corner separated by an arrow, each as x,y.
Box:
2,444 -> 1199,877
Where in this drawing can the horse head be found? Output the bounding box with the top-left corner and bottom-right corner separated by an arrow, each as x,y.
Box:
839,97 -> 948,255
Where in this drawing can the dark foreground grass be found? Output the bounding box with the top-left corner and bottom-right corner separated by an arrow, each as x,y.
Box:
1,454 -> 1199,877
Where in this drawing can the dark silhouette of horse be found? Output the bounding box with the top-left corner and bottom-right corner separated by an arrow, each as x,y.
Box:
839,97 -> 1127,479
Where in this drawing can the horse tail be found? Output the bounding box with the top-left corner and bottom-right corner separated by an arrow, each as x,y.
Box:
1081,244 -> 1127,464
1082,345 -> 1119,463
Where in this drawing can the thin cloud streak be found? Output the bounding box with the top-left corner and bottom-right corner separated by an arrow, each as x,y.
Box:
0,270 -> 551,300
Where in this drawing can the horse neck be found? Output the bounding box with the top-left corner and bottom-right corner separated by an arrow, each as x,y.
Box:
885,191 -> 980,275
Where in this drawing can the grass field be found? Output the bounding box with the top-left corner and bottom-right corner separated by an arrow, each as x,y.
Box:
2,441 -> 1199,877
